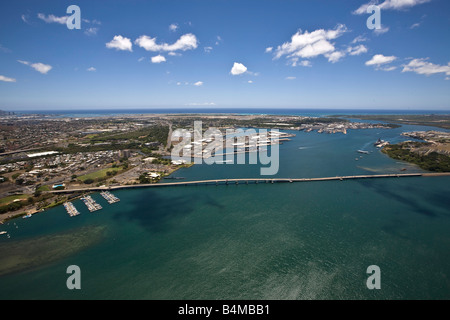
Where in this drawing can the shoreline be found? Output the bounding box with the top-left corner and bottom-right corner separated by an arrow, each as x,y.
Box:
0,163 -> 191,223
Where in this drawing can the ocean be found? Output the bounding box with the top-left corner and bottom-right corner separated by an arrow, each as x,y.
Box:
0,109 -> 449,299
11,107 -> 450,118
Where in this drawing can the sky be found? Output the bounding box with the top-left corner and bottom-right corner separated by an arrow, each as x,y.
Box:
0,0 -> 449,110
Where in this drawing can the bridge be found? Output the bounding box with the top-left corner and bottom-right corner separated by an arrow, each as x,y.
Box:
47,172 -> 450,194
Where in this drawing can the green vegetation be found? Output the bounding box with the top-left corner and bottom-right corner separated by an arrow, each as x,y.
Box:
0,192 -> 55,215
90,125 -> 169,145
36,185 -> 51,192
382,142 -> 450,172
83,178 -> 94,184
78,167 -> 119,182
0,194 -> 28,206
138,174 -> 151,184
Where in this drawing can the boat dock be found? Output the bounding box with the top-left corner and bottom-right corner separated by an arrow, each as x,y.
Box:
63,202 -> 80,217
100,191 -> 120,204
81,195 -> 102,212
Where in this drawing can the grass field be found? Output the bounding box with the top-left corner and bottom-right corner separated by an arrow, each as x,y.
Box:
0,194 -> 28,206
36,185 -> 51,192
78,167 -> 119,182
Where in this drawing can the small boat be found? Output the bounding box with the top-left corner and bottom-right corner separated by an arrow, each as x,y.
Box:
357,150 -> 369,154
23,213 -> 32,219
0,231 -> 7,235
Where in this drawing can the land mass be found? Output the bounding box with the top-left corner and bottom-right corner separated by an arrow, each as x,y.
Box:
333,114 -> 450,130
0,111 -> 440,222
382,130 -> 450,172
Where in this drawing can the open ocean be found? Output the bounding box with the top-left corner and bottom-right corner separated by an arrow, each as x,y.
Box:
0,109 -> 449,299
12,108 -> 450,118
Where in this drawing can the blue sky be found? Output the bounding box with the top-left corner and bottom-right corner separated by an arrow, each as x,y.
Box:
0,0 -> 449,110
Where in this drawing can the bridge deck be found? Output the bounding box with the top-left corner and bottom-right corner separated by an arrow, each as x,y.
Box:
47,172 -> 450,194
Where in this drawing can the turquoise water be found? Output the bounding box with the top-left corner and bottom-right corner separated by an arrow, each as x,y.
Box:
0,123 -> 449,299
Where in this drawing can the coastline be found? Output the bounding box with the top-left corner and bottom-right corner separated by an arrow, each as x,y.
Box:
0,162 -> 192,223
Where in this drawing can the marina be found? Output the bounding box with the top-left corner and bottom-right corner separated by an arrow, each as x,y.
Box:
63,202 -> 80,217
100,191 -> 120,204
81,195 -> 102,212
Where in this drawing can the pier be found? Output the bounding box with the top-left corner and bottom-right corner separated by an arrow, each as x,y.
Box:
100,191 -> 120,204
48,172 -> 450,194
81,195 -> 102,212
63,202 -> 80,217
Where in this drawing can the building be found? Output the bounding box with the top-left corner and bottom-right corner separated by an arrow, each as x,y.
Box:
120,149 -> 131,159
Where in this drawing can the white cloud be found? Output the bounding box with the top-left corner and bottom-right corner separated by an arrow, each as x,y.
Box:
83,19 -> 101,25
186,102 -> 216,106
285,76 -> 296,80
169,23 -> 178,32
402,58 -> 450,76
353,0 -> 432,15
21,14 -> 30,24
106,35 -> 133,51
374,25 -> 390,35
351,35 -> 368,44
230,62 -> 248,75
29,63 -> 52,74
17,60 -> 52,74
248,80 -> 253,83
300,60 -> 312,67
347,44 -> 368,56
87,67 -> 96,72
135,33 -> 198,52
0,75 -> 16,82
410,22 -> 421,29
138,57 -> 145,62
273,24 -> 348,63
290,58 -> 312,67
204,46 -> 213,53
176,81 -> 204,86
37,13 -> 68,24
84,27 -> 98,36
151,55 -> 166,63
265,47 -> 273,53
365,54 -> 397,66
326,51 -> 346,63
380,66 -> 397,71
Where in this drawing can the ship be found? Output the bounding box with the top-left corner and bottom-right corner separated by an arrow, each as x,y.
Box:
374,138 -> 389,148
357,150 -> 370,154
